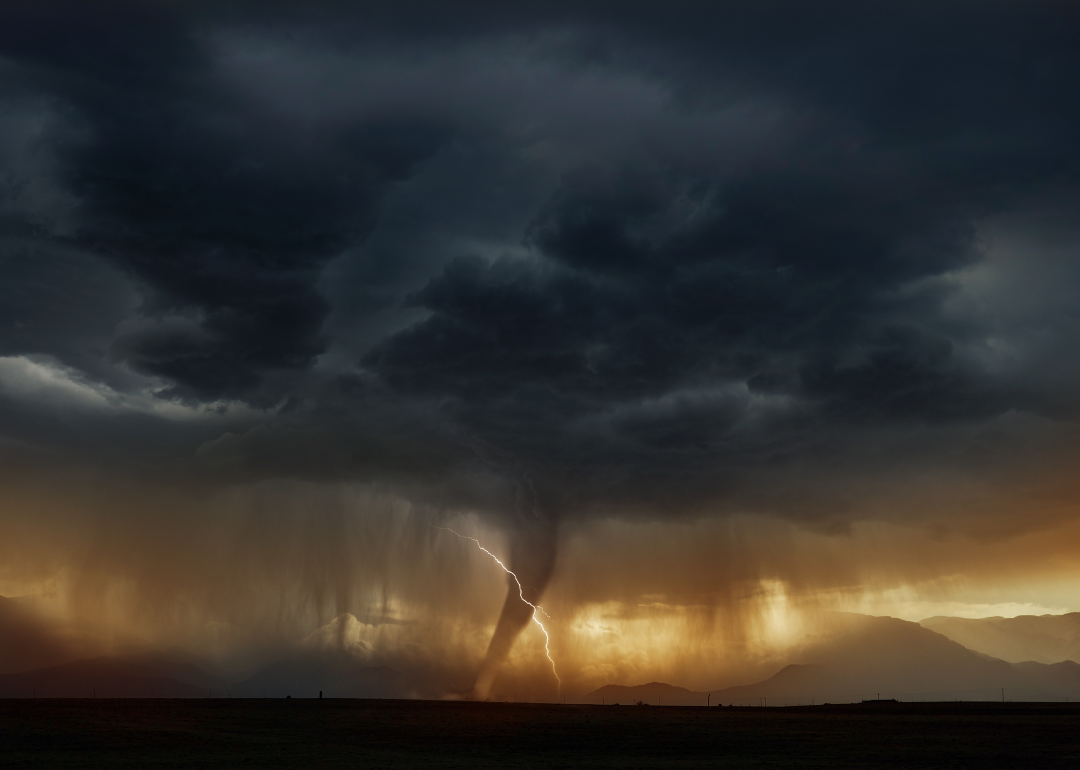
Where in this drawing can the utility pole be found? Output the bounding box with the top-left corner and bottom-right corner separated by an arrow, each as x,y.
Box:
1001,688 -> 1004,703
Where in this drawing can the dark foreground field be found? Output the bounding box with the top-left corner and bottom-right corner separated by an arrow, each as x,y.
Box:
3,699 -> 1080,769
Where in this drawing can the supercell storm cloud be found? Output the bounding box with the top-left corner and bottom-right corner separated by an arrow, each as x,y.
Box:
2,1 -> 1080,699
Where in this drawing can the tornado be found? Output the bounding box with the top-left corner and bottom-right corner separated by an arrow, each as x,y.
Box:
470,519 -> 557,700
445,432 -> 561,700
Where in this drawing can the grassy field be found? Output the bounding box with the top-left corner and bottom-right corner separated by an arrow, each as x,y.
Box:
2,699 -> 1079,769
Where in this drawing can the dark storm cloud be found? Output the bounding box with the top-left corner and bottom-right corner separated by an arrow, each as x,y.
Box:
362,156 -> 1013,511
1,0 -> 450,402
2,0 -> 1079,523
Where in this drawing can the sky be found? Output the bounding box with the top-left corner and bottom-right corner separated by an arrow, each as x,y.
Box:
1,0 -> 1080,699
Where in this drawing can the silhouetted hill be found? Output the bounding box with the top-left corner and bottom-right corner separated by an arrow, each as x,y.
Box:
0,649 -> 409,700
583,614 -> 1080,706
232,652 -> 410,699
709,614 -> 1080,704
0,654 -> 225,698
921,613 -> 1080,664
583,681 -> 709,706
0,595 -> 80,675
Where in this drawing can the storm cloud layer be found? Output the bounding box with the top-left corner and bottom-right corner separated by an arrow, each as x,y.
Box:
2,1 -> 1080,695
4,0 -> 1078,516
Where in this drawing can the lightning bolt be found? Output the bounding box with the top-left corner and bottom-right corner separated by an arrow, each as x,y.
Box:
436,526 -> 561,691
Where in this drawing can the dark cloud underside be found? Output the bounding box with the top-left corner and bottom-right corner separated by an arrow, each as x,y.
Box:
0,0 -> 1078,523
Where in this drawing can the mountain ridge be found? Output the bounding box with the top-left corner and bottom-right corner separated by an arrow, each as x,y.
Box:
7,611 -> 1080,702
583,614 -> 1080,705
921,613 -> 1080,664
0,653 -> 227,698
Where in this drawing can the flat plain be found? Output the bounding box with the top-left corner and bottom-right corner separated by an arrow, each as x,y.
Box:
2,699 -> 1079,769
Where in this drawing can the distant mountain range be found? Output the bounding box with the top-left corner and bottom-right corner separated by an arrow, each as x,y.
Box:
5,601 -> 1080,702
586,681 -> 708,706
585,614 -> 1080,706
0,595 -> 80,675
0,593 -> 414,700
231,652 -> 411,699
921,613 -> 1080,665
0,654 -> 225,698
0,651 -> 412,700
